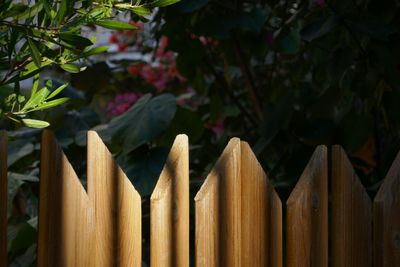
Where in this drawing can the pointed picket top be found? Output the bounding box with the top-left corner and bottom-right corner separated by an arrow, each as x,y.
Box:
87,130 -> 142,267
150,134 -> 189,267
195,138 -> 241,267
240,141 -> 282,267
0,131 -> 7,267
195,138 -> 282,267
374,150 -> 400,266
286,145 -> 328,267
38,130 -> 95,267
331,145 -> 372,267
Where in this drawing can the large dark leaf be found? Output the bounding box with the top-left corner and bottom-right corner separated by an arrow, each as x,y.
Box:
301,15 -> 339,42
157,107 -> 204,145
120,147 -> 169,196
100,94 -> 177,154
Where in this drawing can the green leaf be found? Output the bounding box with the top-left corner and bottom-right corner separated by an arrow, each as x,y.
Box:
148,0 -> 181,7
31,74 -> 39,97
16,2 -> 43,20
82,46 -> 109,57
47,83 -> 68,99
99,94 -> 177,154
301,16 -> 339,42
21,119 -> 50,128
22,87 -> 50,111
27,38 -> 41,67
57,0 -> 68,23
59,33 -> 93,49
31,97 -> 69,111
157,107 -> 204,145
121,147 -> 169,196
60,63 -> 81,73
95,20 -> 137,30
114,4 -> 151,16
8,223 -> 36,260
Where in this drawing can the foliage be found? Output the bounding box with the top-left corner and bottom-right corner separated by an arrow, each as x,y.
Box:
0,0 -> 178,128
3,0 -> 400,266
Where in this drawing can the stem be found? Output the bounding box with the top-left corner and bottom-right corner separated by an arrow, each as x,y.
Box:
232,35 -> 263,119
203,57 -> 258,128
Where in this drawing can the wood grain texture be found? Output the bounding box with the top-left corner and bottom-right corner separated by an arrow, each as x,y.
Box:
195,138 -> 282,267
87,131 -> 142,267
286,146 -> 328,267
38,130 -> 95,267
332,145 -> 372,267
150,134 -> 189,267
374,150 -> 400,266
240,141 -> 282,267
0,131 -> 7,267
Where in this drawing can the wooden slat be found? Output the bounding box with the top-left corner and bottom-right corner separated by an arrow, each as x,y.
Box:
195,138 -> 241,267
332,145 -> 372,267
150,135 -> 189,267
0,131 -> 7,267
195,138 -> 282,267
87,131 -> 142,267
286,146 -> 328,267
374,150 -> 400,266
240,141 -> 282,267
38,130 -> 94,267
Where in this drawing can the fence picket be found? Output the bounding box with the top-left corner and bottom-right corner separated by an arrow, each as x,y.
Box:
38,130 -> 95,267
150,134 -> 189,267
374,150 -> 400,266
332,145 -> 372,267
241,141 -> 282,267
195,138 -> 282,267
0,131 -> 7,267
87,131 -> 142,267
286,146 -> 328,267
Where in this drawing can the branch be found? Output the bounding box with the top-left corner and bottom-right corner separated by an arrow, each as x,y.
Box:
203,56 -> 258,128
232,36 -> 263,119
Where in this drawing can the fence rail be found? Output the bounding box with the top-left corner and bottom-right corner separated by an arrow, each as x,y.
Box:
1,130 -> 399,266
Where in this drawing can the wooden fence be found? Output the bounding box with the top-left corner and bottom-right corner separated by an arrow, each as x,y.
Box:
0,130 -> 399,266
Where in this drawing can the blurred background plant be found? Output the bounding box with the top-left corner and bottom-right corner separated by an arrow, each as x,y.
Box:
2,0 -> 400,266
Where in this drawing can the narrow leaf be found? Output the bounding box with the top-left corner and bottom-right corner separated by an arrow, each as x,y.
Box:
47,83 -> 68,100
60,64 -> 81,73
27,39 -> 41,67
95,20 -> 137,30
31,74 -> 39,97
16,2 -> 43,20
31,98 -> 69,111
57,0 -> 68,23
59,33 -> 93,49
114,4 -> 151,16
22,87 -> 50,111
21,119 -> 50,128
148,0 -> 180,7
82,46 -> 109,57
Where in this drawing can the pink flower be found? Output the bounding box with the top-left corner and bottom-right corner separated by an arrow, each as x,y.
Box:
140,65 -> 171,92
109,34 -> 119,44
168,61 -> 187,82
128,65 -> 142,76
141,65 -> 158,83
107,92 -> 141,116
118,42 -> 128,52
160,36 -> 169,50
206,119 -> 225,137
